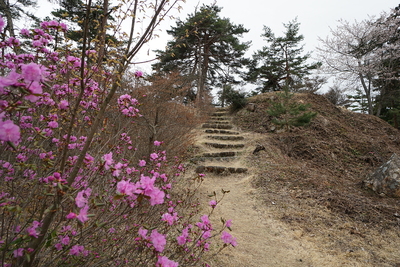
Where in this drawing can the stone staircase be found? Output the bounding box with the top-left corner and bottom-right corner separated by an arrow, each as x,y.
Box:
193,108 -> 248,175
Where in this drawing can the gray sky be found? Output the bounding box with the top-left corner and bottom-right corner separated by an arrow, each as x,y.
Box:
36,0 -> 400,63
133,0 -> 399,92
35,0 -> 400,90
151,0 -> 400,58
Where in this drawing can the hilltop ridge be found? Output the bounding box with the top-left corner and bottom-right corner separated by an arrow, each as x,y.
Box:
227,92 -> 400,266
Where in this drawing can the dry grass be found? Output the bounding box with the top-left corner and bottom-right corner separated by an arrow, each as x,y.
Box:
233,92 -> 400,266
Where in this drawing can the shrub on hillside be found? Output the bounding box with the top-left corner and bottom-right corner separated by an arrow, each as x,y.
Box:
0,14 -> 235,267
267,87 -> 317,130
219,85 -> 248,112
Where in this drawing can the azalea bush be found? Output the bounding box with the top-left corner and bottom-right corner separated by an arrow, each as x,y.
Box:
0,2 -> 236,266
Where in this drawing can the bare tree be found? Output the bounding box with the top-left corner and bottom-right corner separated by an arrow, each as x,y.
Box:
316,17 -> 393,115
323,84 -> 349,106
318,10 -> 400,115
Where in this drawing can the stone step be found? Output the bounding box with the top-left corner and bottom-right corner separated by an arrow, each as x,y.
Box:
209,117 -> 230,121
191,152 -> 238,163
211,113 -> 228,117
205,142 -> 245,149
204,151 -> 237,157
205,129 -> 240,135
195,165 -> 248,174
207,135 -> 244,141
207,122 -> 230,126
202,124 -> 233,129
207,121 -> 230,124
191,156 -> 238,163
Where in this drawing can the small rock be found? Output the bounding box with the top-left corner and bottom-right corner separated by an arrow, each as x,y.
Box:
246,103 -> 256,112
364,153 -> 400,197
253,144 -> 265,154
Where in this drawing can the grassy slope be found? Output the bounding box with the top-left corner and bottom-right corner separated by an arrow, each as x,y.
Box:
233,92 -> 400,266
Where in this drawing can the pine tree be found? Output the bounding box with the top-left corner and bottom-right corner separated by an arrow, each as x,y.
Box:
267,86 -> 317,130
51,0 -> 118,53
153,4 -> 250,106
0,0 -> 39,37
246,19 -> 320,94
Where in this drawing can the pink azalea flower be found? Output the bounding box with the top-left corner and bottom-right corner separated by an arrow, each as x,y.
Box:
134,70 -> 143,78
102,152 -> 113,170
69,245 -> 85,256
161,212 -> 178,226
112,162 -> 123,177
209,200 -> 217,208
150,229 -> 166,252
0,74 -> 16,94
196,215 -> 212,231
140,175 -> 154,189
225,219 -> 232,228
138,228 -> 148,239
177,226 -> 190,245
77,205 -> 89,223
60,23 -> 68,31
75,188 -> 91,208
13,248 -> 24,258
203,230 -> 212,239
58,100 -> 69,110
0,120 -> 20,143
148,187 -> 165,206
150,153 -> 158,160
20,28 -> 30,36
66,212 -> 77,219
25,82 -> 43,102
48,121 -> 58,129
154,140 -> 162,146
116,180 -> 136,196
26,221 -> 41,238
60,235 -> 70,245
75,192 -> 86,208
32,39 -> 42,47
221,231 -> 237,247
84,154 -> 94,165
156,256 -> 179,267
176,235 -> 186,246
160,173 -> 168,182
21,63 -> 44,82
138,159 -> 146,167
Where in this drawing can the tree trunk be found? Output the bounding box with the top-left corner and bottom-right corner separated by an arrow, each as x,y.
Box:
148,107 -> 159,155
375,86 -> 385,117
0,0 -> 15,37
96,0 -> 109,65
195,40 -> 203,106
358,72 -> 373,115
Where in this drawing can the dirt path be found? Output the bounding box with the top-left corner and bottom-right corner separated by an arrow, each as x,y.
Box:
191,108 -> 359,267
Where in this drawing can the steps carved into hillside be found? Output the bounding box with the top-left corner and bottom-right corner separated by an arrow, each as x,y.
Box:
195,165 -> 248,174
207,135 -> 244,141
204,129 -> 240,135
194,108 -> 248,175
202,123 -> 233,129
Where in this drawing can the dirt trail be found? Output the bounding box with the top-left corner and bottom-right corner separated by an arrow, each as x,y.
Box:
191,108 -> 361,267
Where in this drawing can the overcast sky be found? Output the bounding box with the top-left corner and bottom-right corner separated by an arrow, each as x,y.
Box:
187,0 -> 400,54
132,0 -> 400,69
35,0 -> 400,92
127,0 -> 399,94
36,0 -> 400,64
